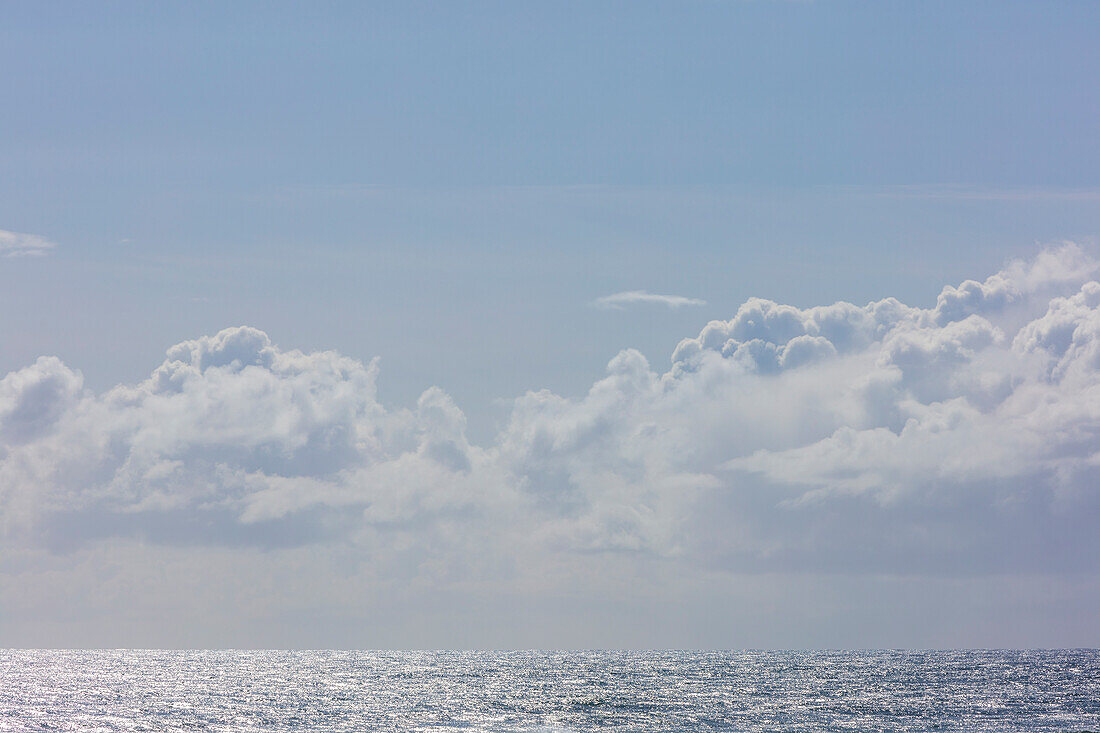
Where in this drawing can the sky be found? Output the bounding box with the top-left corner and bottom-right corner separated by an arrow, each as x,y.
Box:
1,0 -> 1100,649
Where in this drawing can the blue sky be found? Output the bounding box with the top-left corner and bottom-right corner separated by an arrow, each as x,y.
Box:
2,1 -> 1100,647
3,1 -> 1100,437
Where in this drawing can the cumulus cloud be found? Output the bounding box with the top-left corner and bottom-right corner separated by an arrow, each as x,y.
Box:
0,229 -> 57,257
594,290 -> 706,309
3,245 -> 1100,585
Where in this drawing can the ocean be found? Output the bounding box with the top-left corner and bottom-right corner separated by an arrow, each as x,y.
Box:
1,649 -> 1097,731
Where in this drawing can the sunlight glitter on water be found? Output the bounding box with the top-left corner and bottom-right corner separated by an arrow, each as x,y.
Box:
1,650 -> 1098,732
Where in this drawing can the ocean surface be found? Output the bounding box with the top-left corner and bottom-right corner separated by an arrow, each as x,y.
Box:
1,650 -> 1097,732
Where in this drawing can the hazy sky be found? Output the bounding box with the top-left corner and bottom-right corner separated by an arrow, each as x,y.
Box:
2,1 -> 1099,648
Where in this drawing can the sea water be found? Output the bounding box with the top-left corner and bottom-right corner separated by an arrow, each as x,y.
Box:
1,649 -> 1097,731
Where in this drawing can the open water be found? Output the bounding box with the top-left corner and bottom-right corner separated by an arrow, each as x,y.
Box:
1,649 -> 1097,732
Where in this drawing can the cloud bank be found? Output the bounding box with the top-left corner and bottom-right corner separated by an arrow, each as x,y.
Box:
594,290 -> 706,309
3,245 -> 1100,643
0,229 -> 56,257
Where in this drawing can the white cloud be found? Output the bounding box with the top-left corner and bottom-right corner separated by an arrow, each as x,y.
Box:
593,290 -> 706,309
3,244 -> 1100,631
0,229 -> 57,257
